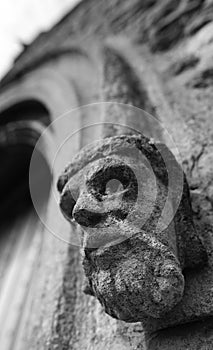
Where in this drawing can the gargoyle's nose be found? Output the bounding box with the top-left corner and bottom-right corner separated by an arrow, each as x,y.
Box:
72,192 -> 105,227
73,207 -> 103,227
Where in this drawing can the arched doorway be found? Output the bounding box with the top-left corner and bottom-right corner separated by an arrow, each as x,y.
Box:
0,101 -> 51,350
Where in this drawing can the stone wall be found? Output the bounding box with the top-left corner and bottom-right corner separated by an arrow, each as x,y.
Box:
0,1 -> 213,349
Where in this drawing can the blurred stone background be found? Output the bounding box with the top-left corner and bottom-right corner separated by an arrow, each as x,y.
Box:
0,1 -> 213,349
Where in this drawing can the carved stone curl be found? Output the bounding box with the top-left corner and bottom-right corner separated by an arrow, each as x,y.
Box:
57,134 -> 207,324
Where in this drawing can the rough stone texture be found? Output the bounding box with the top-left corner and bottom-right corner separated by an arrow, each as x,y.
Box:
58,133 -> 207,330
0,0 -> 213,349
131,40 -> 213,347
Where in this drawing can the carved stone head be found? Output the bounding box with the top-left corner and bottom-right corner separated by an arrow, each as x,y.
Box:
57,134 -> 207,323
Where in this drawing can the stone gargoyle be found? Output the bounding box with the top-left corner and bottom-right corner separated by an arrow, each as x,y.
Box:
57,134 -> 207,323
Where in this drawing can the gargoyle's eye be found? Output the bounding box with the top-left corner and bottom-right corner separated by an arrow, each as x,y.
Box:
88,162 -> 138,202
105,179 -> 123,195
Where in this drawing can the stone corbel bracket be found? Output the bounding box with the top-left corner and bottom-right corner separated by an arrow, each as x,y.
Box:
57,133 -> 212,332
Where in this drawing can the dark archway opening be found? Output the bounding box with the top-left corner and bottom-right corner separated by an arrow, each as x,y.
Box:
0,143 -> 51,224
0,100 -> 51,223
0,100 -> 50,126
0,100 -> 52,347
0,99 -> 51,281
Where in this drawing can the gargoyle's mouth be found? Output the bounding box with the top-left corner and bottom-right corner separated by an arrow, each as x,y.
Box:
73,208 -> 129,228
84,247 -> 98,257
83,233 -> 128,251
73,209 -> 106,227
78,211 -> 133,250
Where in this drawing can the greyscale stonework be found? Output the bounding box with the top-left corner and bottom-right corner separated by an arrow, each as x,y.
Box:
1,0 -> 213,348
58,134 -> 207,327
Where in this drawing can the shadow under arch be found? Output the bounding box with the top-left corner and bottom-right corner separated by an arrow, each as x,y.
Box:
0,99 -> 50,127
0,99 -> 52,222
0,99 -> 52,350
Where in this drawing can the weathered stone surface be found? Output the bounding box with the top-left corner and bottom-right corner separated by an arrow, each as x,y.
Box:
3,0 -> 213,88
189,67 -> 213,88
147,0 -> 205,51
170,54 -> 200,76
1,0 -> 213,348
58,134 -> 207,329
133,44 -> 213,344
